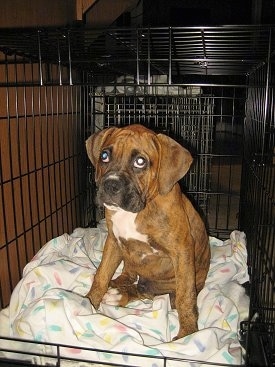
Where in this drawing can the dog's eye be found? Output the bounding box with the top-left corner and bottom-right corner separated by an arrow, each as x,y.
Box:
101,150 -> 110,163
134,156 -> 147,169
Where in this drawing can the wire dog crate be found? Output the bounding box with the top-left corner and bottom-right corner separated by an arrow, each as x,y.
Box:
0,25 -> 274,366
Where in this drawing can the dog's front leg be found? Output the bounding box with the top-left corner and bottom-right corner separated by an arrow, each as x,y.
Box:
172,244 -> 198,339
86,235 -> 122,309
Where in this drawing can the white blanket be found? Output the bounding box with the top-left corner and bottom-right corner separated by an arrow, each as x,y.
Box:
0,221 -> 249,366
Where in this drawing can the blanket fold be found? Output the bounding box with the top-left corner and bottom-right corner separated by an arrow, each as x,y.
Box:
0,222 -> 249,366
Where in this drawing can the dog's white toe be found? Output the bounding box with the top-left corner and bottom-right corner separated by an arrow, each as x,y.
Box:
102,287 -> 122,306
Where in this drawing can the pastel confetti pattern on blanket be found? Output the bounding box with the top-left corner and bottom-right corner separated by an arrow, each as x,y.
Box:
0,222 -> 249,366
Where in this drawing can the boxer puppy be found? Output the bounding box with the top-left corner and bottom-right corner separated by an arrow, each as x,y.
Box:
86,124 -> 210,340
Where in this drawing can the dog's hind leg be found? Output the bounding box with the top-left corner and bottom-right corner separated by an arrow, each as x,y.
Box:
102,282 -> 153,307
102,267 -> 153,306
137,277 -> 175,296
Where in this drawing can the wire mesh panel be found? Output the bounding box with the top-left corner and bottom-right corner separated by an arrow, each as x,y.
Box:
178,94 -> 214,212
0,52 -> 90,309
240,58 -> 275,365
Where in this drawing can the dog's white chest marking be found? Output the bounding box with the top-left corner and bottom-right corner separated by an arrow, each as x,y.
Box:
105,205 -> 148,243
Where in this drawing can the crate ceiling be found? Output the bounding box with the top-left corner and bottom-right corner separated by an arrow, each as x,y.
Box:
0,25 -> 274,78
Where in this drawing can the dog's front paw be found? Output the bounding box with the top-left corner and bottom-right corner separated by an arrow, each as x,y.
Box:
86,289 -> 102,309
102,287 -> 123,306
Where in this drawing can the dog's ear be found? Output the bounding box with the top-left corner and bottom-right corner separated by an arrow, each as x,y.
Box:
86,127 -> 117,175
157,134 -> 193,195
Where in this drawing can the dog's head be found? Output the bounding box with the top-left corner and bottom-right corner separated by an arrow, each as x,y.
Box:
86,124 -> 192,213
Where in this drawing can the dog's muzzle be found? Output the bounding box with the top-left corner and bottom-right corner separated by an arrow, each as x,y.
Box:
97,173 -> 145,213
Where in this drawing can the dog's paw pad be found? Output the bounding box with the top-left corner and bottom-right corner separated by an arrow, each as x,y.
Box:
102,287 -> 122,306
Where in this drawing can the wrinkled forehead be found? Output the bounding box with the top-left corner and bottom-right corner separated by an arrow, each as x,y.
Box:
103,129 -> 159,156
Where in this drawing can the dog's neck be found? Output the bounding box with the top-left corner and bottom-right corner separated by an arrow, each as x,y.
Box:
104,204 -> 148,244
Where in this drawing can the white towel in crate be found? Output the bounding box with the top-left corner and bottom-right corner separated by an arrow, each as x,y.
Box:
0,221 -> 249,366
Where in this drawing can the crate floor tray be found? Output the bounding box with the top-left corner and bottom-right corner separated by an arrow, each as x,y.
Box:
0,221 -> 249,366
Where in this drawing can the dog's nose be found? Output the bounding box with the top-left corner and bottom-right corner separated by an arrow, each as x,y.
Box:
104,178 -> 122,195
